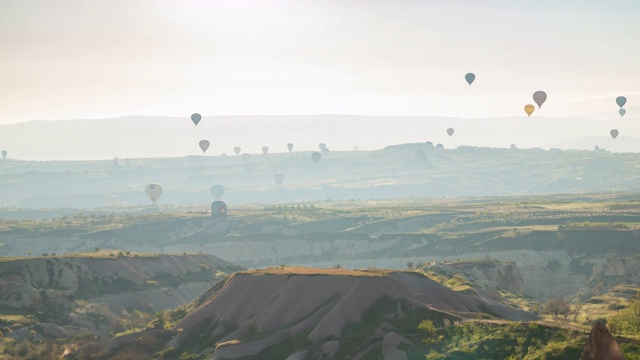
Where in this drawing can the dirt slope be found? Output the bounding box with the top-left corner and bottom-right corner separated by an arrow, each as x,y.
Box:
167,267 -> 534,359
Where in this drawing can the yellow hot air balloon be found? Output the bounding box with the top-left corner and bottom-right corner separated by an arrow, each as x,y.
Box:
524,104 -> 535,117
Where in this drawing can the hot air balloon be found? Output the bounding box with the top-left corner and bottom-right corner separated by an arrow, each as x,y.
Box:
610,129 -> 619,139
446,128 -> 454,137
199,140 -> 210,154
210,185 -> 225,199
242,153 -> 251,162
311,152 -> 321,164
287,143 -> 294,152
524,104 -> 535,117
533,91 -> 547,108
145,184 -> 163,204
435,144 -> 444,149
211,201 -> 228,218
274,173 -> 284,186
112,157 -> 119,167
234,147 -> 241,155
319,143 -> 327,151
262,146 -> 269,155
191,113 -> 202,126
465,73 -> 475,86
620,109 -> 626,117
616,96 -> 627,108
1,150 -> 7,160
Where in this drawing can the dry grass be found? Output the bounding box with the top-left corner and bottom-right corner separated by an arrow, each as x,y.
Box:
0,250 -> 201,263
242,266 -> 396,277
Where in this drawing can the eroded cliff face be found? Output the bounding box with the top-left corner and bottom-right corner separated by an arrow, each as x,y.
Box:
419,259 -> 525,293
581,255 -> 640,298
0,254 -> 242,341
596,255 -> 640,278
3,217 -> 640,299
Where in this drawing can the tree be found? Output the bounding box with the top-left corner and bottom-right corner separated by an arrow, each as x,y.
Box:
557,296 -> 570,319
571,301 -> 583,321
543,295 -> 570,319
418,320 -> 443,343
531,304 -> 541,315
406,261 -> 414,269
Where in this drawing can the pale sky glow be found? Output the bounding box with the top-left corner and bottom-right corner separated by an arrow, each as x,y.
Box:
1,0 -> 639,124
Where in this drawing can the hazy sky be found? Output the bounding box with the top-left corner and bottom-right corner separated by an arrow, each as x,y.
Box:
1,0 -> 639,124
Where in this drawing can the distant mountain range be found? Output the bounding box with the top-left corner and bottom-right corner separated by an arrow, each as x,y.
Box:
1,114 -> 639,160
549,136 -> 640,152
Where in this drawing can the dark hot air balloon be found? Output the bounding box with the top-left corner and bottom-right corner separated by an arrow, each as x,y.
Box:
619,109 -> 626,117
234,146 -> 241,155
242,153 -> 251,162
319,143 -> 327,151
287,143 -> 294,152
446,128 -> 454,137
533,91 -> 547,108
311,152 -> 321,164
191,113 -> 202,126
610,129 -> 619,139
274,173 -> 284,186
211,201 -> 228,218
199,140 -> 210,154
465,73 -> 475,86
616,96 -> 627,108
262,146 -> 269,154
1,150 -> 7,160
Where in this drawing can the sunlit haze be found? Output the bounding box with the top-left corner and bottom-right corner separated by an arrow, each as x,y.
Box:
5,3 -> 640,359
1,0 -> 639,126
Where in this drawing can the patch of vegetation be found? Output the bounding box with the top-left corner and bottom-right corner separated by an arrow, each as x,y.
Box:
419,321 -> 587,360
609,299 -> 640,336
560,221 -> 631,230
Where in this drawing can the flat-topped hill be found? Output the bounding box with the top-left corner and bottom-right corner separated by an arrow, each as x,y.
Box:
164,267 -> 534,359
239,266 -> 394,276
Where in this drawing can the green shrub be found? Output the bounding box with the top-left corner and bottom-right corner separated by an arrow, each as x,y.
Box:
418,319 -> 443,343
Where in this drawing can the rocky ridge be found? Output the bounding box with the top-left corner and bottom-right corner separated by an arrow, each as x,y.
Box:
155,267 -> 535,359
0,253 -> 242,342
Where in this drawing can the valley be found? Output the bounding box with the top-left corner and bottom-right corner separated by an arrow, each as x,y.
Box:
2,194 -> 640,358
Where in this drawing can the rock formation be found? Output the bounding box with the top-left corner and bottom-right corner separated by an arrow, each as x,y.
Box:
581,323 -> 626,360
0,254 -> 241,341
165,267 -> 535,359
